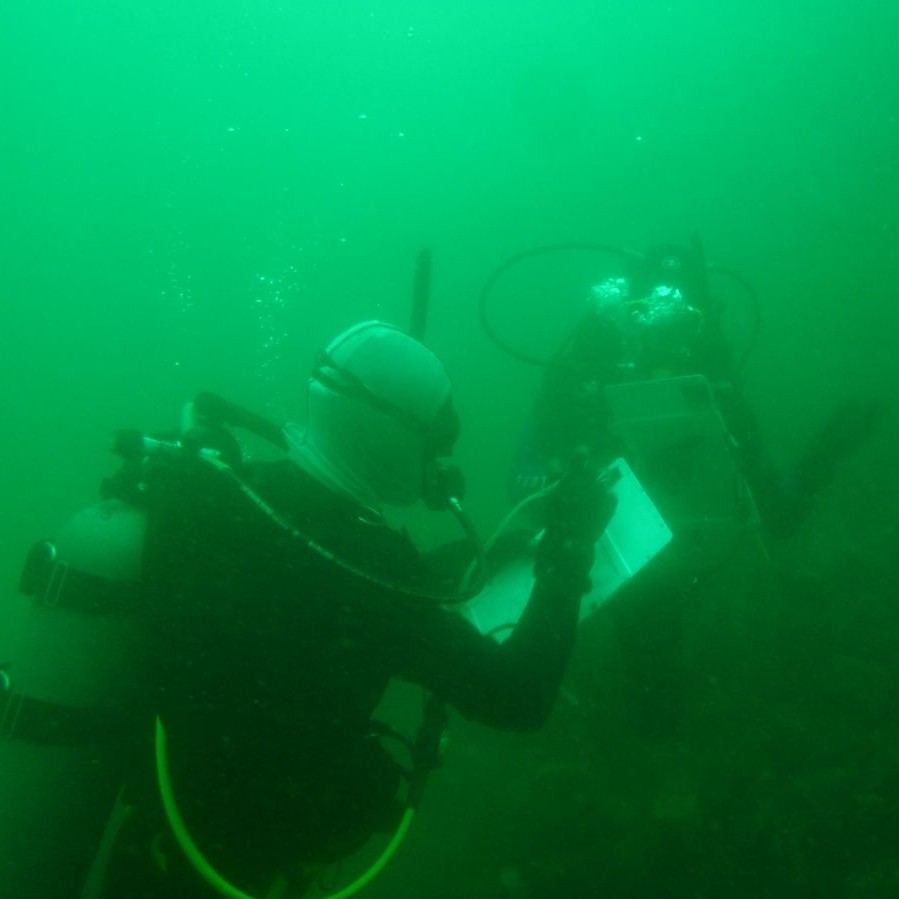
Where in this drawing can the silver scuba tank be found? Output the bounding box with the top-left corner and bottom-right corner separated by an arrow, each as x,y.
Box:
0,499 -> 149,899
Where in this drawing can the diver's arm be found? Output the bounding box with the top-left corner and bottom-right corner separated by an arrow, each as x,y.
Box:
392,570 -> 585,731
757,397 -> 883,538
395,455 -> 612,731
717,383 -> 882,538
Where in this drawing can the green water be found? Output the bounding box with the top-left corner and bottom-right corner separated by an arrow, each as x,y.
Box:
2,2 -> 898,896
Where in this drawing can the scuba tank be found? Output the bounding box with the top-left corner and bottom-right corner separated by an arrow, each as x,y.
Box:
0,500 -> 150,899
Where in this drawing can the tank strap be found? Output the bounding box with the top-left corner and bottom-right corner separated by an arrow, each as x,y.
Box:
19,540 -> 142,614
0,685 -> 134,745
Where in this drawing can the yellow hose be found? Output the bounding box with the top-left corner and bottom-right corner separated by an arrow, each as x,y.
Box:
155,717 -> 415,899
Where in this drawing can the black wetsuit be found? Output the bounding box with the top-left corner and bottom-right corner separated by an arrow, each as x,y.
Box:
99,455 -> 581,897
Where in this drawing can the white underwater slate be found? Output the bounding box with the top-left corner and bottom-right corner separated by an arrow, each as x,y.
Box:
465,458 -> 672,641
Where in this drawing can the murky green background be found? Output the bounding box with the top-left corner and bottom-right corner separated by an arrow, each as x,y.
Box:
2,2 -> 898,896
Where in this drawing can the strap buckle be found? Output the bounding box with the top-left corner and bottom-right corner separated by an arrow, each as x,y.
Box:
18,540 -> 70,607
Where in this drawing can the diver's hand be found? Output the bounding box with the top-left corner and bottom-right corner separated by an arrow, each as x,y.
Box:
534,447 -> 618,594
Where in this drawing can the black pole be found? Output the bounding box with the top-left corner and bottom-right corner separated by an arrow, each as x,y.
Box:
409,249 -> 432,342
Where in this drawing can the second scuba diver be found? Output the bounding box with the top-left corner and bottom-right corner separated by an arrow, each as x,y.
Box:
507,239 -> 879,537
496,239 -> 880,741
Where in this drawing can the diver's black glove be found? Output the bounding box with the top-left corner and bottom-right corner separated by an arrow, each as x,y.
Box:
534,447 -> 618,595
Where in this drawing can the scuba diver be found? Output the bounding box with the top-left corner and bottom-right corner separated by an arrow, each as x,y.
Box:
1,320 -> 615,899
484,238 -> 881,742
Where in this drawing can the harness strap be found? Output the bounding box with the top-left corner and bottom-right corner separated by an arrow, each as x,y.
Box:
19,540 -> 142,615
